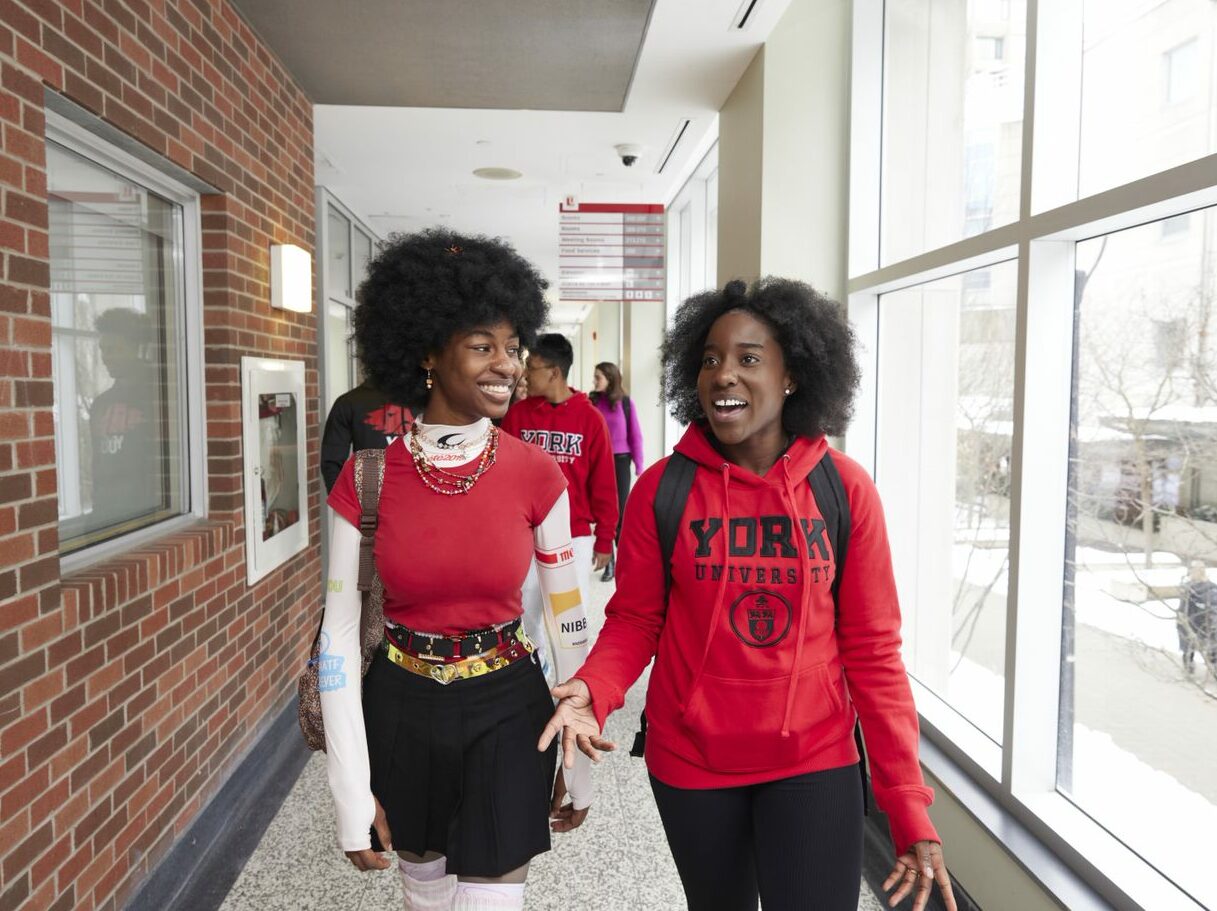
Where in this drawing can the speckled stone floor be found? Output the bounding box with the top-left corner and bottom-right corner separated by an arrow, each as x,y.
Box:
217,577 -> 886,911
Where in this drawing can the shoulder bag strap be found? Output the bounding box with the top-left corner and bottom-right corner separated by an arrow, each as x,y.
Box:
354,449 -> 385,593
808,450 -> 866,811
654,452 -> 698,602
630,451 -> 696,758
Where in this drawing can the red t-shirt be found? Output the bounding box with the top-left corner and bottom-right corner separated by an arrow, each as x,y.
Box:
327,432 -> 567,634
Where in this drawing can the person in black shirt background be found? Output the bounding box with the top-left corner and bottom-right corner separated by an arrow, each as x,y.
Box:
320,379 -> 412,493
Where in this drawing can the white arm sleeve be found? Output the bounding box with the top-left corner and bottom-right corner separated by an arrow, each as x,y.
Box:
533,491 -> 595,811
318,510 -> 376,851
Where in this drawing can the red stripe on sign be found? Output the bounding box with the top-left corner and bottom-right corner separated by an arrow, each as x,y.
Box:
534,551 -> 560,564
558,203 -> 665,214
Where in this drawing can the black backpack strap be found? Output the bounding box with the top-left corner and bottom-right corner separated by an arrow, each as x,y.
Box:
808,451 -> 867,812
655,452 -> 697,601
630,453 -> 698,758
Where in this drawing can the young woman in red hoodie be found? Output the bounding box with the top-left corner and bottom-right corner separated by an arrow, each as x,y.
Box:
540,278 -> 956,911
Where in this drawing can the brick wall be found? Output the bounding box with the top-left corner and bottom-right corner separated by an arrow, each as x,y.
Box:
0,1 -> 318,909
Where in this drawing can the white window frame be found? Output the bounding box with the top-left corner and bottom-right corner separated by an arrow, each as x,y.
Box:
49,111 -> 207,575
316,188 -> 379,416
848,2 -> 1217,909
663,141 -> 720,455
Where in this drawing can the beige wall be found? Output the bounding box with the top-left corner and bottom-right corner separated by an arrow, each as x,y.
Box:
717,47 -> 765,285
758,0 -> 852,301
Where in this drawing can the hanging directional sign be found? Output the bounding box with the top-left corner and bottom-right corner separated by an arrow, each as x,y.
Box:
558,202 -> 665,303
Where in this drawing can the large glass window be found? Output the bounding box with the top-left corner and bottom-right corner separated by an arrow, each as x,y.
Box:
1062,209 -> 1217,906
1079,5 -> 1216,198
881,0 -> 1026,264
855,1 -> 1217,906
48,142 -> 189,553
877,262 -> 1017,745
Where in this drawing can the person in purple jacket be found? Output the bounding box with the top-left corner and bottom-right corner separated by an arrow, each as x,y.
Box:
590,361 -> 645,580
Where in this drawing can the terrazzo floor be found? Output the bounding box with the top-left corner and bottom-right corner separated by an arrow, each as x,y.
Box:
217,577 -> 886,911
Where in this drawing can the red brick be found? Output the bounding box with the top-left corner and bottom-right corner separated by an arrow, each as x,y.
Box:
0,649 -> 45,701
0,705 -> 46,756
18,495 -> 56,528
4,188 -> 45,227
1,763 -> 48,820
0,750 -> 24,794
1,530 -> 33,562
26,226 -> 47,257
10,315 -> 50,345
14,36 -> 63,86
0,409 -> 27,439
0,871 -> 29,911
19,555 -> 58,589
6,254 -> 48,285
20,613 -> 63,651
15,438 -> 54,468
2,121 -> 43,161
0,282 -> 27,313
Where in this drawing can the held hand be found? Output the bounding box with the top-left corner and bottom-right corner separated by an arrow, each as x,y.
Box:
344,798 -> 394,871
592,550 -> 612,572
537,678 -> 617,768
548,767 -> 590,833
882,841 -> 956,911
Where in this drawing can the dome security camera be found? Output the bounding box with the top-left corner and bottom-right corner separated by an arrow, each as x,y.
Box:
615,143 -> 643,167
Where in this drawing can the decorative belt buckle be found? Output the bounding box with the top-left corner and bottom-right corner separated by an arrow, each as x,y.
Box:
430,663 -> 457,685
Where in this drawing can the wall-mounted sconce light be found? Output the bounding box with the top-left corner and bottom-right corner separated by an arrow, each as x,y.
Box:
270,243 -> 312,313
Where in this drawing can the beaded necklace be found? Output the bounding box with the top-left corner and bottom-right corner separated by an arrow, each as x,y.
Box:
408,421 -> 499,495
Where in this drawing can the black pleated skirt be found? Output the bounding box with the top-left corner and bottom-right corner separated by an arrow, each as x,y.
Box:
361,647 -> 558,876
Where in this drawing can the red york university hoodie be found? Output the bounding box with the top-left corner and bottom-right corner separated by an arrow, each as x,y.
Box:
576,423 -> 938,854
501,392 -> 620,555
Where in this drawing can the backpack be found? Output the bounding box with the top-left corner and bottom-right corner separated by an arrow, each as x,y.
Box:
297,448 -> 386,751
633,448 -> 869,811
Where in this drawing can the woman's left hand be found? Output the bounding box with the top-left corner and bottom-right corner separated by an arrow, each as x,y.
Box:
882,840 -> 956,911
537,677 -> 617,768
548,769 -> 589,833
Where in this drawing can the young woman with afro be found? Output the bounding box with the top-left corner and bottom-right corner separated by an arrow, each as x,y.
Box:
320,229 -> 598,911
539,278 -> 957,911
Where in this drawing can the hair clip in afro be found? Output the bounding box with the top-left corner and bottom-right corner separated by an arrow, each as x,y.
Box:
445,244 -> 463,256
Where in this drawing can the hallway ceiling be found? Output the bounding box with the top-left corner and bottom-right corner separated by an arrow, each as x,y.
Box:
261,0 -> 793,325
230,0 -> 656,110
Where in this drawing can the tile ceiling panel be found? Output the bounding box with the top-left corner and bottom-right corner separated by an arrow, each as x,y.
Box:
230,0 -> 656,110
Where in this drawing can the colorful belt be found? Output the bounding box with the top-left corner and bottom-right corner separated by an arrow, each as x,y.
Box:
381,626 -> 536,685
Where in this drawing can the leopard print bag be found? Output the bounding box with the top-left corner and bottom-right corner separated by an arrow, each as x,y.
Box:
297,449 -> 386,752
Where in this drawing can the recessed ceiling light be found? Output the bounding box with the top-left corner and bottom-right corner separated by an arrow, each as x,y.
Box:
473,167 -> 523,180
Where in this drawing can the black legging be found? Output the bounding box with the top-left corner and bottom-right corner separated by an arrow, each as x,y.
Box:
649,764 -> 863,911
613,453 -> 632,540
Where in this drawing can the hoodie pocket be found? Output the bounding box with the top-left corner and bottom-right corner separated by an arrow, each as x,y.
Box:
679,661 -> 847,773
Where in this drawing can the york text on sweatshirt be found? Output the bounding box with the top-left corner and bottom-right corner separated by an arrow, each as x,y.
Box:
501,392 -> 620,555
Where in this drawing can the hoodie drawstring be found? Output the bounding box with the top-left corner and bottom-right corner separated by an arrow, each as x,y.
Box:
779,455 -> 812,739
681,462 -> 734,712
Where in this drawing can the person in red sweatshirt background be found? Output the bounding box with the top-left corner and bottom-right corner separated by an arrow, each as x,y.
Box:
539,278 -> 956,911
502,334 -> 619,679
